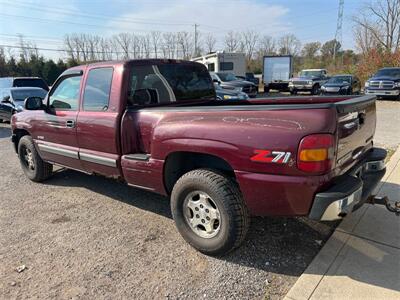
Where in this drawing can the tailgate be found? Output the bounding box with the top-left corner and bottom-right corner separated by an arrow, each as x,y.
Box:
335,95 -> 376,171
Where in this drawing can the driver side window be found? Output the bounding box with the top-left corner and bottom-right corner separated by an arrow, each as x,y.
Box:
49,76 -> 82,111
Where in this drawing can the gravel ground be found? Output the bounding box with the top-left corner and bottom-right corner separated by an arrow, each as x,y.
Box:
0,99 -> 397,300
0,123 -> 335,300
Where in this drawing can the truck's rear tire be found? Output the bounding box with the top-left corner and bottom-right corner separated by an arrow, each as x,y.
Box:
171,169 -> 250,256
18,135 -> 53,182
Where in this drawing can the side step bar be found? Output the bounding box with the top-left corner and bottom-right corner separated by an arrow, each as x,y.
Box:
367,196 -> 400,216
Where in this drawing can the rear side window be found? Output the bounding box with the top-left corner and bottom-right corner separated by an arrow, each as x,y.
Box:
128,63 -> 215,106
13,78 -> 49,91
83,68 -> 113,111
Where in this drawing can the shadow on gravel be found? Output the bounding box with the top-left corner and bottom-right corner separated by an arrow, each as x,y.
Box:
44,168 -> 337,276
0,125 -> 11,139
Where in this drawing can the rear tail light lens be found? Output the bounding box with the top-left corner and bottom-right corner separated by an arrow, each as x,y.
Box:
297,134 -> 335,174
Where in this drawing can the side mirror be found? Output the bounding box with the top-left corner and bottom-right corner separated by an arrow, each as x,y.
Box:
1,95 -> 11,104
24,97 -> 43,110
212,79 -> 220,84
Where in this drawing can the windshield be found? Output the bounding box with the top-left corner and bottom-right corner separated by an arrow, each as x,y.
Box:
11,89 -> 47,101
327,76 -> 351,84
374,68 -> 400,78
299,70 -> 323,78
216,73 -> 237,82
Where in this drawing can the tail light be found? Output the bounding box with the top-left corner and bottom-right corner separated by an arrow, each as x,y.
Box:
297,134 -> 335,174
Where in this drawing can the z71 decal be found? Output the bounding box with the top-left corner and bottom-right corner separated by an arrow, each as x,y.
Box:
251,150 -> 291,164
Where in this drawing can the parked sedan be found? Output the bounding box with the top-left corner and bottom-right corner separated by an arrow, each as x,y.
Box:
210,72 -> 258,98
321,75 -> 361,95
214,83 -> 249,100
0,87 -> 47,122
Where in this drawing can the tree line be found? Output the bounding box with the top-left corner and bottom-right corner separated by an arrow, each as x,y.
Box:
0,0 -> 398,86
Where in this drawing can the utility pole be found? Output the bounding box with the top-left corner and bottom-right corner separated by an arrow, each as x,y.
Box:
333,0 -> 344,66
194,23 -> 199,58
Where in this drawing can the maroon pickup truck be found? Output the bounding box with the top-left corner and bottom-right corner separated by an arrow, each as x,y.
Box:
11,59 -> 386,255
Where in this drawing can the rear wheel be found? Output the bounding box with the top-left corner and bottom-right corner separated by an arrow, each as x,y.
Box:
290,89 -> 297,95
171,169 -> 250,256
18,135 -> 53,182
0,119 -> 3,123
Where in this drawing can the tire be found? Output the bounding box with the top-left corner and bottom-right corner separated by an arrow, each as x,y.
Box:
18,135 -> 53,182
0,119 -> 3,123
171,169 -> 250,256
311,84 -> 320,95
290,89 -> 297,95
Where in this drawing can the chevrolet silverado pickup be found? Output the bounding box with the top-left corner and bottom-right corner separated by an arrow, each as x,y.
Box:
11,59 -> 386,256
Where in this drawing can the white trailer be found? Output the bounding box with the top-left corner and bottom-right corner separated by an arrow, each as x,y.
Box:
263,55 -> 293,92
191,52 -> 246,77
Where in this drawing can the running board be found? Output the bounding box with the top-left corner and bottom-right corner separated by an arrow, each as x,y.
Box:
123,153 -> 151,161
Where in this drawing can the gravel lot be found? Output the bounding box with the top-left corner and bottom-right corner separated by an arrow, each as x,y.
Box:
0,99 -> 398,300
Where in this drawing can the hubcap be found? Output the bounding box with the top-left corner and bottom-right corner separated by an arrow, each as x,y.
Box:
23,148 -> 35,170
183,191 -> 221,239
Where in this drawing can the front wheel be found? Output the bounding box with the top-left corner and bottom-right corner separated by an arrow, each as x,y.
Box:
311,84 -> 320,95
18,135 -> 53,182
171,169 -> 250,256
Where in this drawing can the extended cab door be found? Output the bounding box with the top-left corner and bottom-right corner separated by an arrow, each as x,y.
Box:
76,65 -> 121,177
34,71 -> 83,170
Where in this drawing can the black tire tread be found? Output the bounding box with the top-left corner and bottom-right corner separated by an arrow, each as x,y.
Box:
171,168 -> 250,255
18,135 -> 52,182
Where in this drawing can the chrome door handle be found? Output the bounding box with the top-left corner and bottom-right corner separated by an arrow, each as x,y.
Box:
66,120 -> 75,128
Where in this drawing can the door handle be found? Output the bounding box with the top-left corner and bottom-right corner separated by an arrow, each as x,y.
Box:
66,120 -> 75,128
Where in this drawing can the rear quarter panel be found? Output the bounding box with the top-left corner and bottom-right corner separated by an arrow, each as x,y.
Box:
135,107 -> 337,176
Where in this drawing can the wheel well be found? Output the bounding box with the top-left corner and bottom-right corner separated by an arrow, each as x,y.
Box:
164,152 -> 235,194
12,129 -> 30,153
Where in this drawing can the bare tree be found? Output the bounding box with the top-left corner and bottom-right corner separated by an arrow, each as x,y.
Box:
353,0 -> 400,52
151,31 -> 162,58
177,31 -> 193,59
204,33 -> 217,54
354,17 -> 379,53
242,30 -> 259,61
278,34 -> 301,55
142,34 -> 151,58
224,31 -> 241,52
257,35 -> 276,56
115,33 -> 132,59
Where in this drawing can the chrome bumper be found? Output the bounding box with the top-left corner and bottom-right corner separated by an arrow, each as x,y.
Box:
309,148 -> 387,221
365,89 -> 400,96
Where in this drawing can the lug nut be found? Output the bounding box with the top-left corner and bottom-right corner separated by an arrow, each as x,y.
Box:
206,217 -> 210,221
200,204 -> 203,208
196,214 -> 200,218
201,219 -> 205,223
205,209 -> 209,213
195,207 -> 199,211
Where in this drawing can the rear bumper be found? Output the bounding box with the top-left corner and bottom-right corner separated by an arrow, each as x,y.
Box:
235,147 -> 386,218
308,147 -> 387,221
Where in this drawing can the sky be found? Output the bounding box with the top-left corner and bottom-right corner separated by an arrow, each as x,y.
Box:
0,0 -> 365,60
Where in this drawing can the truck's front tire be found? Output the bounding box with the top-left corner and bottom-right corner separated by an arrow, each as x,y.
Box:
18,135 -> 53,182
171,169 -> 250,256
